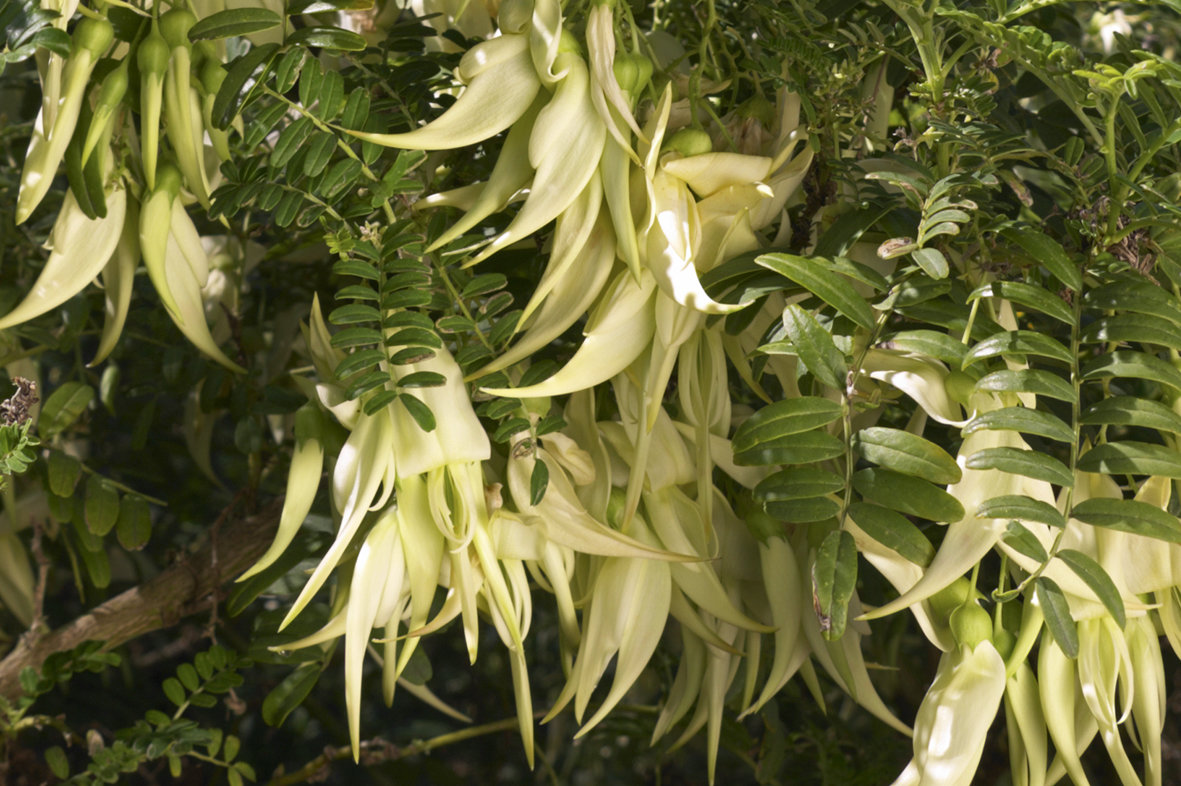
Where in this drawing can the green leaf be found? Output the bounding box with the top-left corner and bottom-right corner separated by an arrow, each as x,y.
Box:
1070,497 -> 1181,543
853,426 -> 961,484
84,476 -> 120,536
1002,520 -> 1048,562
1079,396 -> 1181,434
755,467 -> 845,501
968,280 -> 1074,324
1080,314 -> 1181,350
812,530 -> 857,640
261,661 -> 321,726
847,502 -> 935,565
333,258 -> 378,280
286,26 -> 367,51
396,371 -> 446,388
399,394 -> 436,432
976,494 -> 1066,528
224,735 -> 241,763
963,406 -> 1074,443
965,447 -> 1074,486
461,273 -> 508,299
765,496 -> 841,523
315,68 -> 346,121
529,459 -> 548,506
329,326 -> 382,348
1055,549 -> 1126,628
212,43 -> 280,130
1080,350 -> 1181,392
733,397 -> 842,453
115,494 -> 151,550
782,304 -> 848,390
910,247 -> 949,279
755,253 -> 876,329
1001,226 -> 1082,291
1077,441 -> 1181,477
882,329 -> 966,364
44,745 -> 69,778
47,450 -> 81,496
1084,279 -> 1181,325
271,116 -> 314,170
188,8 -> 281,41
962,330 -> 1073,366
177,662 -> 200,692
852,468 -> 965,522
975,368 -> 1075,402
1036,577 -> 1079,658
334,348 -> 385,379
39,381 -> 94,438
163,676 -> 186,707
735,430 -> 844,467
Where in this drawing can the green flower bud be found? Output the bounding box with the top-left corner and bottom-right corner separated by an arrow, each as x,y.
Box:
72,17 -> 115,59
137,29 -> 170,77
744,507 -> 785,544
928,576 -> 972,626
950,602 -> 993,650
159,8 -> 196,50
665,127 -> 712,157
612,55 -> 638,95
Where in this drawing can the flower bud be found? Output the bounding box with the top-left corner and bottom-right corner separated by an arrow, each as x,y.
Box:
665,127 -> 713,157
159,8 -> 196,50
72,17 -> 114,59
951,602 -> 993,650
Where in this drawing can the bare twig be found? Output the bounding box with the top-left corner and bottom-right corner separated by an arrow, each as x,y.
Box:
0,498 -> 282,702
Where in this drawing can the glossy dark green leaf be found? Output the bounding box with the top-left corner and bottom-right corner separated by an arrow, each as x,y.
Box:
1036,577 -> 1079,658
813,530 -> 857,640
262,663 -> 322,727
853,426 -> 961,483
212,42 -> 280,130
755,467 -> 845,501
1079,396 -> 1181,434
965,447 -> 1074,486
733,397 -> 841,451
1002,520 -> 1049,562
189,8 -> 281,41
963,330 -> 1073,366
765,497 -> 840,523
975,368 -> 1075,402
968,280 -> 1074,324
852,468 -> 965,522
782,303 -> 848,390
1077,441 -> 1181,477
286,26 -> 367,51
1080,314 -> 1181,350
911,247 -> 949,279
328,303 -> 380,325
334,348 -> 385,379
976,494 -> 1066,528
963,407 -> 1074,443
1084,279 -> 1181,325
1080,351 -> 1181,392
329,326 -> 381,348
882,329 -> 966,364
1056,549 -> 1125,628
1070,497 -> 1181,543
756,253 -> 876,329
271,116 -> 314,169
735,430 -> 844,467
399,394 -> 436,432
1001,226 -> 1082,291
397,371 -> 446,388
529,459 -> 549,506
847,502 -> 935,566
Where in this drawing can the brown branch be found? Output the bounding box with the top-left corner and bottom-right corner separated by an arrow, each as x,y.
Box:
0,498 -> 282,702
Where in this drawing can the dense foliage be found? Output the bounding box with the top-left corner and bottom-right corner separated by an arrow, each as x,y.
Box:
5,0 -> 1181,783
